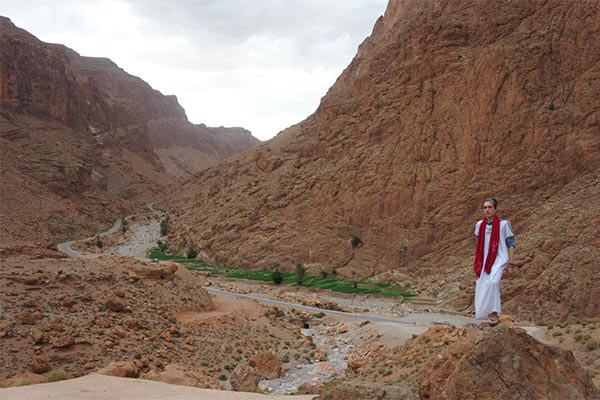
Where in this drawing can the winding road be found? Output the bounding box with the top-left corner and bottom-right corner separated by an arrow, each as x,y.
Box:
204,287 -> 478,328
57,208 -> 480,330
57,218 -> 123,259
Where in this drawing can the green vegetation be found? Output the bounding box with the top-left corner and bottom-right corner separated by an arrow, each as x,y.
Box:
351,235 -> 363,248
187,247 -> 198,259
271,269 -> 284,285
294,262 -> 306,285
96,239 -> 103,248
160,216 -> 170,235
157,240 -> 168,252
146,248 -> 415,298
121,217 -> 128,233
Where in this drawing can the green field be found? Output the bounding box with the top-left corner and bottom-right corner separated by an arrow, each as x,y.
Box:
147,249 -> 415,298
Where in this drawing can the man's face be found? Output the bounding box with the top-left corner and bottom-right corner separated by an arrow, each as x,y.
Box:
482,201 -> 496,219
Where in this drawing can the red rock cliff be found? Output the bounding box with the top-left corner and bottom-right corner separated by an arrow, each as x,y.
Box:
0,16 -> 259,250
171,0 -> 600,322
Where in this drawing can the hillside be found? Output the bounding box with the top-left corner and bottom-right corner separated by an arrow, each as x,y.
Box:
0,16 -> 259,253
170,0 -> 600,322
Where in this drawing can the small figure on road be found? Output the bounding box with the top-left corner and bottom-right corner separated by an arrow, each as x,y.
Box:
473,198 -> 516,326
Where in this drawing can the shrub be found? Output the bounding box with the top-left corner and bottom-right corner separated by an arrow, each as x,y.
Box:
46,370 -> 71,382
294,262 -> 306,285
351,236 -> 363,247
320,270 -> 328,278
96,239 -> 103,248
272,270 -> 284,285
157,240 -> 168,252
218,374 -> 227,381
187,247 -> 197,259
160,216 -> 170,235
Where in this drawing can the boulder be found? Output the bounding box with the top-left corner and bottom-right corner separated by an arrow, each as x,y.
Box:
248,351 -> 282,379
97,361 -> 140,378
30,355 -> 50,374
105,298 -> 125,312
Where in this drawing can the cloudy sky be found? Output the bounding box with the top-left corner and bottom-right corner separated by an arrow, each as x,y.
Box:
2,1 -> 388,140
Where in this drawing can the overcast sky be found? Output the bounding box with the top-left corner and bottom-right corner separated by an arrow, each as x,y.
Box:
2,1 -> 388,140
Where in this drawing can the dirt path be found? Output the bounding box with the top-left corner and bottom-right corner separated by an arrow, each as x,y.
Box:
0,374 -> 317,400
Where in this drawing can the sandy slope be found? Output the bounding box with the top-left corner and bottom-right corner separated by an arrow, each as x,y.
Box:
0,374 -> 316,400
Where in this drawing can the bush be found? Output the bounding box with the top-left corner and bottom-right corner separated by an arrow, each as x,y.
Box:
160,216 -> 170,235
186,247 -> 198,259
320,270 -> 329,278
218,374 -> 227,381
351,236 -> 363,248
157,240 -> 168,253
46,370 -> 71,382
272,270 -> 284,285
294,262 -> 306,285
96,239 -> 103,248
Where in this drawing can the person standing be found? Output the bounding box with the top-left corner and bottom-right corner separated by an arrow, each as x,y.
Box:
473,198 -> 516,325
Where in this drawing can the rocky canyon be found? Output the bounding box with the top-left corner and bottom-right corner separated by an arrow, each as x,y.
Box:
170,0 -> 599,324
1,1 -> 599,399
0,15 -> 259,255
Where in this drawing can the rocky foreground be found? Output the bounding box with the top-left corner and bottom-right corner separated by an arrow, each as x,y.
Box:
1,255 -> 598,399
0,257 -> 313,389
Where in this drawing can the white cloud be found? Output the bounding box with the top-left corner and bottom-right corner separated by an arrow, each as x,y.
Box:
1,0 -> 388,140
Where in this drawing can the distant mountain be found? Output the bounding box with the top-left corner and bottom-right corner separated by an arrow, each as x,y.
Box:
170,0 -> 599,322
0,16 -> 259,253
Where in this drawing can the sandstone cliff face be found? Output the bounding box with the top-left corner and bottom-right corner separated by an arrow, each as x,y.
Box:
0,16 -> 259,249
171,0 -> 600,322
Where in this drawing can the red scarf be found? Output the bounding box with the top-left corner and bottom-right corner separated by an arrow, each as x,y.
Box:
474,215 -> 500,278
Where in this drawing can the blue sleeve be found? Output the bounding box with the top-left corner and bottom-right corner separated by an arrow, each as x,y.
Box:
506,236 -> 516,248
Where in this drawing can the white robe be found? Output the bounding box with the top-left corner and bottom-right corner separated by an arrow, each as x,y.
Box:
474,219 -> 514,319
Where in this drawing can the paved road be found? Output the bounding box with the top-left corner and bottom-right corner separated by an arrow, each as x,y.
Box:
58,201 -> 161,259
204,287 -> 479,328
57,219 -> 123,259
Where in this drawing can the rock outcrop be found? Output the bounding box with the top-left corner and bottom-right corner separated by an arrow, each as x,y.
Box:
419,325 -> 599,400
171,0 -> 600,322
0,16 -> 259,250
316,381 -> 416,400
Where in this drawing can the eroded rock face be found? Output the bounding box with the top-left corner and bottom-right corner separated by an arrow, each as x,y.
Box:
418,325 -> 599,400
171,0 -> 600,322
0,16 -> 259,250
